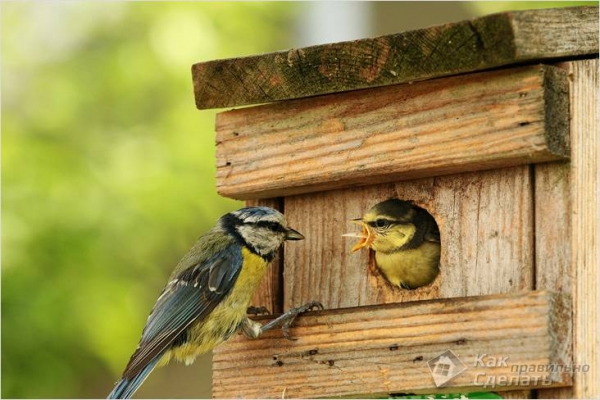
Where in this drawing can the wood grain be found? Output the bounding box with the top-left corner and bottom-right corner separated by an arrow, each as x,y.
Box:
192,6 -> 597,109
212,291 -> 571,398
534,162 -> 572,294
533,59 -> 599,399
215,65 -> 569,200
509,7 -> 599,59
283,166 -> 534,310
567,59 -> 598,400
533,161 -> 573,400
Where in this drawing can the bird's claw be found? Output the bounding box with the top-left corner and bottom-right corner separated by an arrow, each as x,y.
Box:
280,300 -> 324,341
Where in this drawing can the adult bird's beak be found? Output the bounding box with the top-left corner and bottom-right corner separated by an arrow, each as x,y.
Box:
285,228 -> 305,241
342,218 -> 373,252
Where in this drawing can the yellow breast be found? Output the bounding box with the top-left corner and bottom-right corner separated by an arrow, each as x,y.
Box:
375,241 -> 440,289
162,247 -> 270,365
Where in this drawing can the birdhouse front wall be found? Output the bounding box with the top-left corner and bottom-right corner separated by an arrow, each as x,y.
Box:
209,58 -> 597,398
283,166 -> 535,310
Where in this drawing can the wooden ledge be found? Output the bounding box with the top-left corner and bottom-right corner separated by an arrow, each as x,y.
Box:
215,64 -> 569,200
213,291 -> 572,398
192,6 -> 597,109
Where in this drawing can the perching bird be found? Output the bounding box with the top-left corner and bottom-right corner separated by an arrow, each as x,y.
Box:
108,207 -> 320,399
345,199 -> 440,290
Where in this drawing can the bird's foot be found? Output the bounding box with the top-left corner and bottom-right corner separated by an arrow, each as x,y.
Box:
259,300 -> 323,341
281,300 -> 323,340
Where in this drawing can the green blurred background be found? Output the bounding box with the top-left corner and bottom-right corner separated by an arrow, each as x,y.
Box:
1,2 -> 590,398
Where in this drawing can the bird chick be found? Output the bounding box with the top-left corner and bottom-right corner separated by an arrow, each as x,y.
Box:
345,199 -> 440,290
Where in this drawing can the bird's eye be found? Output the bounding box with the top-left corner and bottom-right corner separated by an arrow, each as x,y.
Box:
258,221 -> 285,232
268,222 -> 281,231
375,219 -> 389,228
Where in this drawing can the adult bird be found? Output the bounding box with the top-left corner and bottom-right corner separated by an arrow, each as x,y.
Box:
345,199 -> 441,290
108,207 -> 320,399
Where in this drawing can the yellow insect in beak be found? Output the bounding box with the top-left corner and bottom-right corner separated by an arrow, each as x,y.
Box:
342,219 -> 374,252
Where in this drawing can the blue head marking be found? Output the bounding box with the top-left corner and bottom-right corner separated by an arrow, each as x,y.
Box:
230,207 -> 284,224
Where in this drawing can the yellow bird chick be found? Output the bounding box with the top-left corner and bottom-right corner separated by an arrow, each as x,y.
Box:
345,199 -> 440,290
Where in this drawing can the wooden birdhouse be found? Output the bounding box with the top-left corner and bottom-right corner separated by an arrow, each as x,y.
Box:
191,6 -> 598,399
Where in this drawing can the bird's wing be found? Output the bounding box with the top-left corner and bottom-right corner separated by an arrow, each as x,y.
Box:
121,244 -> 243,380
424,221 -> 440,243
403,209 -> 441,249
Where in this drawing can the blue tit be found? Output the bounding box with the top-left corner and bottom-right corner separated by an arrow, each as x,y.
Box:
108,207 -> 320,399
345,199 -> 440,290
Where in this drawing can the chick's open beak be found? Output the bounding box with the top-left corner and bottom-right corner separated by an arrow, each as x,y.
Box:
342,219 -> 373,252
285,228 -> 305,241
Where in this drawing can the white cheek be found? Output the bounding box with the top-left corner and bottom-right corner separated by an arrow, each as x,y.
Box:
237,226 -> 284,255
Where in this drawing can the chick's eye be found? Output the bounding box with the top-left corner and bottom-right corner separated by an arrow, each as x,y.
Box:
375,219 -> 389,228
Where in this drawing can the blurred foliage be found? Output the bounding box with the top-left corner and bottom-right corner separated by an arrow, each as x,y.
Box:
1,2 -> 296,398
468,0 -> 596,14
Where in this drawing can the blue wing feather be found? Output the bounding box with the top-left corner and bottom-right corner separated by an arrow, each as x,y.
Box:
108,244 -> 243,398
107,356 -> 160,399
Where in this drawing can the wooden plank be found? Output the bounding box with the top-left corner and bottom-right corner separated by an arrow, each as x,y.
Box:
192,6 -> 597,109
508,7 -> 599,59
245,198 -> 284,315
533,161 -> 573,400
534,59 -> 599,399
215,65 -> 569,200
283,166 -> 534,310
212,291 -> 572,398
568,59 -> 599,400
534,162 -> 572,294
434,167 -> 535,299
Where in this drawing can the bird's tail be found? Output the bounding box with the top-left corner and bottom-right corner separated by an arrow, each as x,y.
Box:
107,356 -> 160,399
